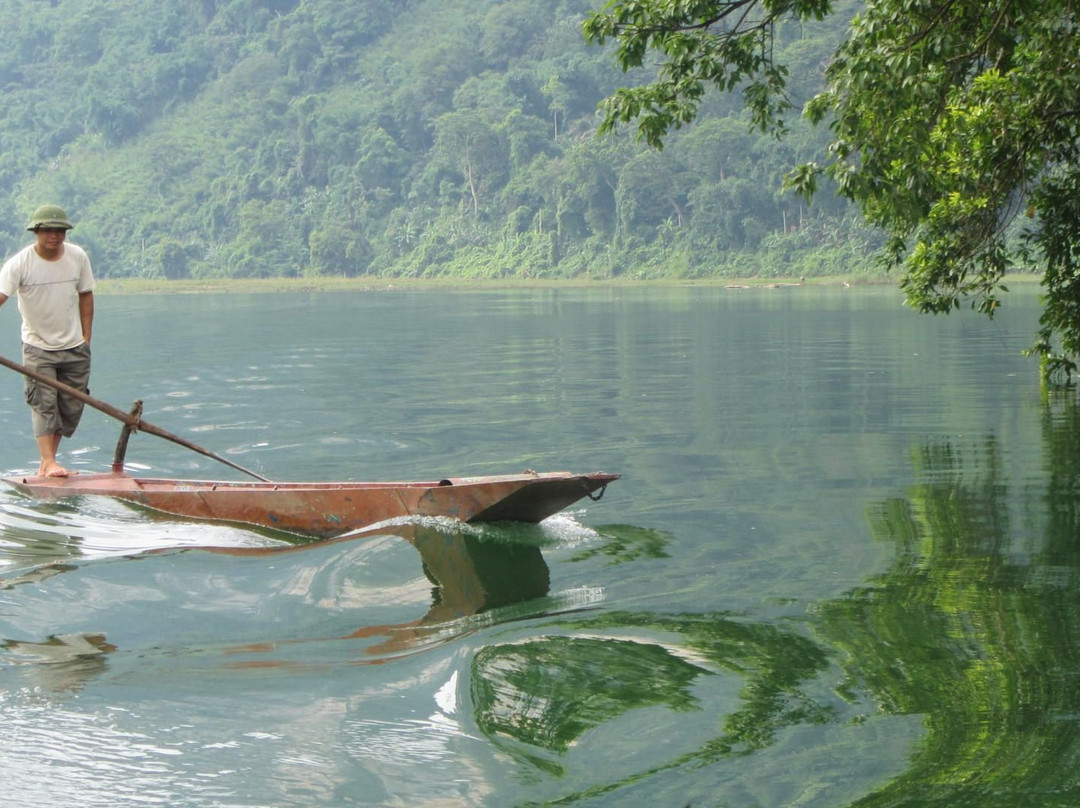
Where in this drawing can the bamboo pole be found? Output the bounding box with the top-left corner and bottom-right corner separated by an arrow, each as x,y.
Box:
0,352 -> 271,482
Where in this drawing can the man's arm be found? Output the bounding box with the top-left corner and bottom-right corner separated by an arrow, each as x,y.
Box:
79,290 -> 93,346
0,292 -> 7,308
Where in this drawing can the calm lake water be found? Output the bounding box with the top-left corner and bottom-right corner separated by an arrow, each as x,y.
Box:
1,284 -> 1077,807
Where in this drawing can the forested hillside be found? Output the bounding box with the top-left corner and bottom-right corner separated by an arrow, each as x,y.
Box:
0,0 -> 874,280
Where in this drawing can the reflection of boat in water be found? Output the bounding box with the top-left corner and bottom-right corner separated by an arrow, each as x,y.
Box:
0,521 -> 564,683
1,632 -> 116,693
346,523 -> 556,657
402,523 -> 551,623
1,492 -> 641,692
2,470 -> 619,539
217,521 -> 557,661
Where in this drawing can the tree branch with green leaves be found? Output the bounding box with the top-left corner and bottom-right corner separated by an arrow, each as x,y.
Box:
583,0 -> 833,142
585,0 -> 1080,381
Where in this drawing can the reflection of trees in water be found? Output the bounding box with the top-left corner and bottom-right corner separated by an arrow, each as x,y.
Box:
471,610 -> 832,789
468,397 -> 1080,805
814,394 -> 1080,806
470,521 -> 835,797
1041,389 -> 1080,565
568,523 -> 673,565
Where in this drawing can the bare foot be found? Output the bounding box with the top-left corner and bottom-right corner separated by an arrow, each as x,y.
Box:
41,463 -> 71,478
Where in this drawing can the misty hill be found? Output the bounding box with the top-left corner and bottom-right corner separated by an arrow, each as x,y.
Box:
0,0 -> 872,280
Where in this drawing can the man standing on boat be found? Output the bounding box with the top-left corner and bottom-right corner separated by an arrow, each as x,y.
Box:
0,204 -> 95,478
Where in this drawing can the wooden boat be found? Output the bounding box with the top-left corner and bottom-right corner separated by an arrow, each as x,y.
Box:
1,470 -> 619,539
0,353 -> 619,538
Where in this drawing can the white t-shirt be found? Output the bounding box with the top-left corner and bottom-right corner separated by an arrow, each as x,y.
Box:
0,242 -> 95,350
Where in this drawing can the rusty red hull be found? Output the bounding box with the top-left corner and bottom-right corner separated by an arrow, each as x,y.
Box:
2,470 -> 619,538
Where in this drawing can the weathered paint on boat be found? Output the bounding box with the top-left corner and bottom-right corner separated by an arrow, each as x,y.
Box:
1,470 -> 619,538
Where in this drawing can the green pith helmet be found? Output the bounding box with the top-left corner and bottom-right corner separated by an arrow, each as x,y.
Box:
26,204 -> 74,231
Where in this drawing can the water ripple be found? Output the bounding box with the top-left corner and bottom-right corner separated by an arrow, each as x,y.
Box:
0,513 -> 604,679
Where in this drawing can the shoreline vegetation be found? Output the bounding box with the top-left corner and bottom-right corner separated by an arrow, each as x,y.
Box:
94,275 -> 878,295
94,273 -> 1042,295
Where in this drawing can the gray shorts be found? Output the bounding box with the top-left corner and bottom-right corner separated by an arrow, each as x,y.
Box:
22,343 -> 92,438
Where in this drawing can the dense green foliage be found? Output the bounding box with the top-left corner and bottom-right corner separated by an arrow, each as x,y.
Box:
585,0 -> 1080,378
0,0 -> 875,282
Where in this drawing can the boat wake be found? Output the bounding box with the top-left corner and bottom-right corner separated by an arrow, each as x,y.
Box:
0,480 -> 285,571
0,506 -> 609,685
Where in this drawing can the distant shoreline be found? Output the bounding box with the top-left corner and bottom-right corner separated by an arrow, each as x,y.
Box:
93,273 -> 1041,295
93,275 -> 875,295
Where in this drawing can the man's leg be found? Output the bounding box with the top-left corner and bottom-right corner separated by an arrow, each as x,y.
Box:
36,431 -> 67,477
54,345 -> 91,467
23,345 -> 83,478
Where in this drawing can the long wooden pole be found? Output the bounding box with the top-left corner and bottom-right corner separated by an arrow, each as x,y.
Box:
0,352 -> 271,482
